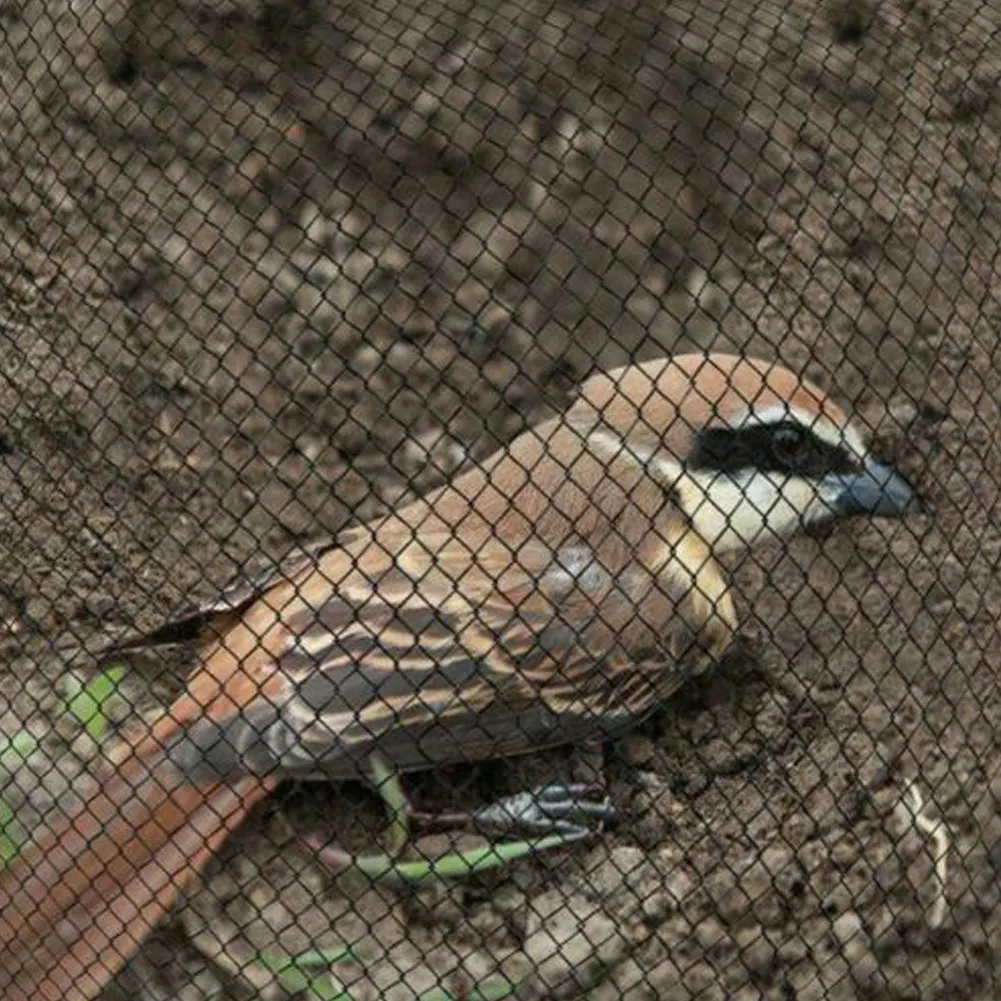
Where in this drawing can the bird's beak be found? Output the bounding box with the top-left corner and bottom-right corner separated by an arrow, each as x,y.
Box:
824,460 -> 918,518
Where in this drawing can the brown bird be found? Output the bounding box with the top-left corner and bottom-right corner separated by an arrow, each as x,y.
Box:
0,353 -> 915,1001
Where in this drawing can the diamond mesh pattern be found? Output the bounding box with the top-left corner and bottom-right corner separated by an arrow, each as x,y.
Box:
0,0 -> 999,999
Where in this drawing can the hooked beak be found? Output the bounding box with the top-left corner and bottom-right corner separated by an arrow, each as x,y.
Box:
824,460 -> 918,518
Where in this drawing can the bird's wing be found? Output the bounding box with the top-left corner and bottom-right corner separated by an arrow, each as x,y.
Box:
99,536 -> 343,654
162,527 -> 733,784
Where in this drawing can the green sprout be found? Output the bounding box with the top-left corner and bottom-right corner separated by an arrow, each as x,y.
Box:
59,666 -> 126,743
0,668 -> 126,864
258,946 -> 518,1001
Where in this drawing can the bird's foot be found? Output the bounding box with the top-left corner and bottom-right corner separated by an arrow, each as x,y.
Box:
304,782 -> 614,883
469,781 -> 617,839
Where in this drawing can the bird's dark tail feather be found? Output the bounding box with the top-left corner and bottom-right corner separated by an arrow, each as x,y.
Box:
0,753 -> 273,1001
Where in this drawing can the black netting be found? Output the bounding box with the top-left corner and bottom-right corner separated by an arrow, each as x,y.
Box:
0,0 -> 999,999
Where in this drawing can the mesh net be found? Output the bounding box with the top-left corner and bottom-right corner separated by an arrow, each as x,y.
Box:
0,0 -> 999,998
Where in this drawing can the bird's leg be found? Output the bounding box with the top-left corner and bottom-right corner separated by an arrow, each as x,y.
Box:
305,748 -> 615,878
301,752 -> 415,873
570,738 -> 608,786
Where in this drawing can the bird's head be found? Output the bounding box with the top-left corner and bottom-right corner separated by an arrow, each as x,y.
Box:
575,353 -> 917,553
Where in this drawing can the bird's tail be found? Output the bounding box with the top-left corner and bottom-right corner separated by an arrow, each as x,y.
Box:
0,751 -> 275,1001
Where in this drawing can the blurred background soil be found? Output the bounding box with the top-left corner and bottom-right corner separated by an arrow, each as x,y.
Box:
1,0 -> 1001,997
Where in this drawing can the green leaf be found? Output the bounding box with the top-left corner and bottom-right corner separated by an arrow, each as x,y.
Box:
471,981 -> 519,1001
0,796 -> 28,864
0,731 -> 38,774
350,830 -> 590,886
467,321 -> 491,353
258,950 -> 357,1001
0,731 -> 36,866
418,978 -> 518,1001
305,978 -> 355,1001
61,667 -> 126,743
258,946 -> 359,971
258,949 -> 518,1001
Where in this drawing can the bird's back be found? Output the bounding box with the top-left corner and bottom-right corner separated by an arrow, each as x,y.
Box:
142,414 -> 736,785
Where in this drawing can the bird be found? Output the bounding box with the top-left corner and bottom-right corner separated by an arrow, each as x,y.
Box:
0,352 -> 915,1001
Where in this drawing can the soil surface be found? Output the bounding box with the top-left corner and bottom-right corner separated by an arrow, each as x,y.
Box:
1,0 -> 1001,998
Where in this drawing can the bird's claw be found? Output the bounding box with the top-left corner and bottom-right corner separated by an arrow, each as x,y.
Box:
471,781 -> 616,838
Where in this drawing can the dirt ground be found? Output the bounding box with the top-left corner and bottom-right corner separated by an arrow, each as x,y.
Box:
1,0 -> 1001,997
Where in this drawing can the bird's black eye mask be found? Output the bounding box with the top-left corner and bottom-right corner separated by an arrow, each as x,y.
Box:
687,420 -> 862,480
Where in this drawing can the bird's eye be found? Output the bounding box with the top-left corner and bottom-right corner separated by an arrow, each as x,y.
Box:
771,426 -> 809,467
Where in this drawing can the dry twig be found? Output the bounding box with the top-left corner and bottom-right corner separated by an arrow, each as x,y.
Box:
896,780 -> 950,930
